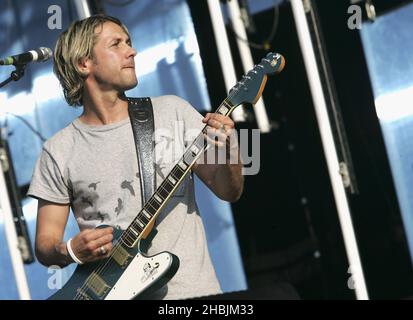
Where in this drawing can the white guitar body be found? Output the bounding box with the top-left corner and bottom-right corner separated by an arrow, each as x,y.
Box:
105,251 -> 173,300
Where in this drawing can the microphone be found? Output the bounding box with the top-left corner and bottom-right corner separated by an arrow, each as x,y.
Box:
0,47 -> 52,66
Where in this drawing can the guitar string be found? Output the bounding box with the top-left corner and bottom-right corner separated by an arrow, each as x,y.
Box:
72,58 -> 272,299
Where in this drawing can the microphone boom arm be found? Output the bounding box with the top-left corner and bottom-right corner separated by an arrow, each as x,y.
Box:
0,63 -> 27,89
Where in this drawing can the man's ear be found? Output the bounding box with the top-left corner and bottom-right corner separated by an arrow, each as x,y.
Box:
77,56 -> 91,77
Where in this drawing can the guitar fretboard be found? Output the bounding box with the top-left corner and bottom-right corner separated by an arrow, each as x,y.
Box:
120,98 -> 236,248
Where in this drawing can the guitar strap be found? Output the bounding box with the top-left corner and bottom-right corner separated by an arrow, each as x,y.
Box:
127,97 -> 156,207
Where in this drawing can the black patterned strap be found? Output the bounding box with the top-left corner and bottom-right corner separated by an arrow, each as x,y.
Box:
127,97 -> 155,206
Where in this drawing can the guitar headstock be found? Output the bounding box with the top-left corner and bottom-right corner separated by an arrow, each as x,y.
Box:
228,52 -> 285,107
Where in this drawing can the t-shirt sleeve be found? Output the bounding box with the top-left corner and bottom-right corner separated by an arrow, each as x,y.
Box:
27,148 -> 70,204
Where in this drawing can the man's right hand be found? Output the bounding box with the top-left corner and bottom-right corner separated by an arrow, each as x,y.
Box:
69,227 -> 114,263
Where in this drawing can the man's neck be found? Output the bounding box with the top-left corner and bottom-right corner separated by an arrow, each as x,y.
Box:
80,91 -> 129,126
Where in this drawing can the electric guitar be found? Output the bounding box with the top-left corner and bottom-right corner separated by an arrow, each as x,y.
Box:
48,52 -> 285,300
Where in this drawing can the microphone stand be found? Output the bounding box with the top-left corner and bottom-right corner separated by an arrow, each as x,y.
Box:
0,61 -> 31,299
0,63 -> 27,88
0,128 -> 35,264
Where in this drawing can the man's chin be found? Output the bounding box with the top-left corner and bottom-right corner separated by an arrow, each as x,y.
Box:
123,79 -> 138,91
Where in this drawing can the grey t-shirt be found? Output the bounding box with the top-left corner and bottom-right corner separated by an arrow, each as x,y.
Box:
28,95 -> 222,299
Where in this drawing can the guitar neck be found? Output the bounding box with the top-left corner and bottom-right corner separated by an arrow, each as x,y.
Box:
120,98 -> 237,248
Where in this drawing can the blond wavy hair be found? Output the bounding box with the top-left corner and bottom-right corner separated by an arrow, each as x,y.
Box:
53,15 -> 130,106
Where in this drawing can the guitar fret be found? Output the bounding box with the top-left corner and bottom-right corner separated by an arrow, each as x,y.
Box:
123,238 -> 134,247
171,170 -> 181,181
158,186 -> 168,199
122,232 -> 135,245
123,230 -> 134,239
142,209 -> 152,220
167,175 -> 177,185
129,226 -> 140,236
153,193 -> 163,203
183,150 -> 196,165
124,231 -> 137,244
195,134 -> 206,148
190,144 -> 200,156
172,171 -> 183,182
218,105 -> 229,115
134,218 -> 144,229
222,99 -> 233,111
162,181 -> 174,193
178,161 -> 188,171
147,200 -> 159,212
131,222 -> 142,233
138,214 -> 149,224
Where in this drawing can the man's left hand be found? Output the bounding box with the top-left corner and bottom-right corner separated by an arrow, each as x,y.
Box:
202,113 -> 236,148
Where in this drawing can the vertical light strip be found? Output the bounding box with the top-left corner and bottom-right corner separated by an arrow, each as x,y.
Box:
0,162 -> 31,300
206,0 -> 246,122
227,0 -> 271,133
290,0 -> 369,300
73,0 -> 92,19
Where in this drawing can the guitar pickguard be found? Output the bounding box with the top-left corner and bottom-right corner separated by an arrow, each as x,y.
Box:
105,251 -> 175,300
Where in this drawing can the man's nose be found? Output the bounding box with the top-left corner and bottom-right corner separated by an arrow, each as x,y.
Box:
127,46 -> 137,58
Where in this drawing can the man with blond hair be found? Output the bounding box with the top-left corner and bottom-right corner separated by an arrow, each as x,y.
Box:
28,15 -> 243,299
